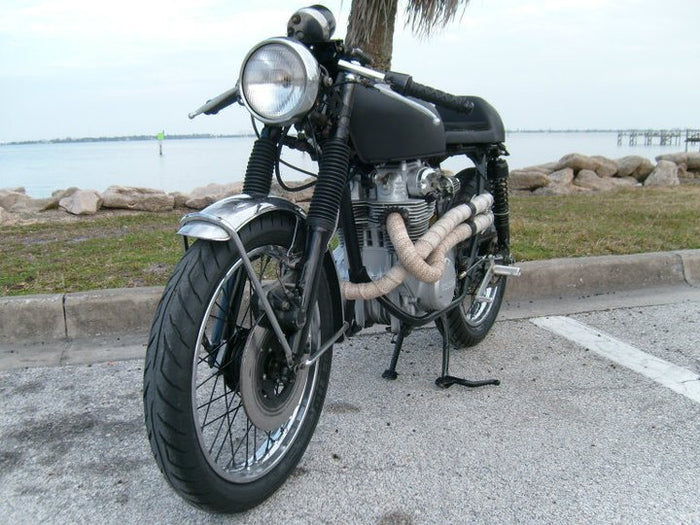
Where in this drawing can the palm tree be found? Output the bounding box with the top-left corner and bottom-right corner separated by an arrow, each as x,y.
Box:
346,0 -> 471,71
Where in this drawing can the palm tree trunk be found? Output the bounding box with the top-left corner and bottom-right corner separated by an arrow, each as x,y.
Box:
346,0 -> 399,72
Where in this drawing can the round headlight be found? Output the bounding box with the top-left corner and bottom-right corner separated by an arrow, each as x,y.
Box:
240,38 -> 320,125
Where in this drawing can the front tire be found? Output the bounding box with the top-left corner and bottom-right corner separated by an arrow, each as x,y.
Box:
143,214 -> 333,513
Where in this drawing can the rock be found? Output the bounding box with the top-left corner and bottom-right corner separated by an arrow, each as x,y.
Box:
590,156 -> 618,177
509,170 -> 551,191
687,152 -> 700,171
574,169 -> 616,191
533,168 -> 587,196
615,156 -> 654,181
677,165 -> 700,180
547,167 -> 574,186
169,191 -> 190,208
656,151 -> 700,171
271,179 -> 316,202
555,153 -> 598,172
23,197 -> 57,212
52,187 -> 80,200
556,153 -> 619,177
644,160 -> 680,187
101,185 -> 174,212
533,184 -> 589,196
0,189 -> 32,211
59,190 -> 103,215
609,177 -> 639,188
0,207 -> 18,225
1,187 -> 26,194
185,182 -> 243,209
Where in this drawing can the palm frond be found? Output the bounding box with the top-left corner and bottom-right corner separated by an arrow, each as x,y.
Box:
404,0 -> 471,37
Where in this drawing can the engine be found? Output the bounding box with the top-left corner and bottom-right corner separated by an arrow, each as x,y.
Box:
334,160 -> 461,332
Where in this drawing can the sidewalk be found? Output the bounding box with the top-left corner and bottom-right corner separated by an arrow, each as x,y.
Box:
1,250 -> 698,343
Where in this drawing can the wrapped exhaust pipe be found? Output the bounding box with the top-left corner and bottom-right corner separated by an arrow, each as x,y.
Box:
341,193 -> 495,301
387,193 -> 493,283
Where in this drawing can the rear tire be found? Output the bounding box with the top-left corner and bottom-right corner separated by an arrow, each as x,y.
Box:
143,214 -> 333,513
441,272 -> 506,348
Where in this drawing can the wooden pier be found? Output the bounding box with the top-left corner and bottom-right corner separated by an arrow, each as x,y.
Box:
617,128 -> 700,151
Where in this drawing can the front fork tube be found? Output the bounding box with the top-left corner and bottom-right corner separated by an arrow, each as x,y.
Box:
291,79 -> 356,360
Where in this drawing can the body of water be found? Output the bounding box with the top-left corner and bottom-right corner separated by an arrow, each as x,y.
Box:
0,132 -> 690,198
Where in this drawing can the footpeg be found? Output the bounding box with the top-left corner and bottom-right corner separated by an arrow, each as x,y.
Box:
493,264 -> 521,276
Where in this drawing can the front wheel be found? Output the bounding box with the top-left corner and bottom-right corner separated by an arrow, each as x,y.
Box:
143,214 -> 333,513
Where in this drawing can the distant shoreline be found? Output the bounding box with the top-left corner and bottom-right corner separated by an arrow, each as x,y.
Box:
4,129 -> 696,146
1,133 -> 257,147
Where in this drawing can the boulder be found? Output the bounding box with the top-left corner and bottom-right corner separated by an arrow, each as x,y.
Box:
508,170 -> 550,191
556,153 -> 619,177
555,153 -> 598,172
609,176 -> 639,188
59,190 -> 103,215
688,152 -> 700,171
52,187 -> 80,200
547,167 -> 574,186
533,183 -> 589,196
533,168 -> 587,196
169,191 -> 190,208
101,185 -> 174,212
271,179 -> 316,203
677,165 -> 700,180
656,151 -> 700,171
644,160 -> 679,187
0,207 -> 18,225
615,156 -> 651,180
590,156 -> 618,177
574,169 -> 616,191
1,187 -> 26,194
0,189 -> 32,212
185,182 -> 243,209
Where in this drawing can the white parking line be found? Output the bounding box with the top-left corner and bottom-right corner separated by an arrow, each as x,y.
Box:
532,316 -> 700,404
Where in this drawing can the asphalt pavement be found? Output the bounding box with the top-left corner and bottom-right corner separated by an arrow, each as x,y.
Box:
1,282 -> 699,523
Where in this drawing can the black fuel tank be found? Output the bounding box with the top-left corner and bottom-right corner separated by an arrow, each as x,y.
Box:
349,85 -> 446,164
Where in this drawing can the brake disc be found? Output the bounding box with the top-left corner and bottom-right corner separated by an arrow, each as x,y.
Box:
239,324 -> 309,432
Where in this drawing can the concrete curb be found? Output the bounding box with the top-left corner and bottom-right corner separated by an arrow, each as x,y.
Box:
1,250 -> 698,343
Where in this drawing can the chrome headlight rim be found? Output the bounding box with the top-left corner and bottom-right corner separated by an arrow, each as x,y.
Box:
239,37 -> 320,126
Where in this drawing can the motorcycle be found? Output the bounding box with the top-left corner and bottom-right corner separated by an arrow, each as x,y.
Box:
143,5 -> 519,513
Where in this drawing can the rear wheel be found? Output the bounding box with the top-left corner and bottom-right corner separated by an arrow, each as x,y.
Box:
441,262 -> 507,348
441,166 -> 508,347
143,214 -> 333,513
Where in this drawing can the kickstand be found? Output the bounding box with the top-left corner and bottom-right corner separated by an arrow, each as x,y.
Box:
382,324 -> 411,380
435,314 -> 500,389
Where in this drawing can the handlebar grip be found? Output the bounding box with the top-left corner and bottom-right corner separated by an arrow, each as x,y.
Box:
385,72 -> 474,115
188,85 -> 240,119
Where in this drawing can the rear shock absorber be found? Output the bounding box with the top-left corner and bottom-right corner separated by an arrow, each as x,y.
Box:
487,157 -> 511,259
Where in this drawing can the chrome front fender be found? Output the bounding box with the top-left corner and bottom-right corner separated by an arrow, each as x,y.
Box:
178,194 -> 306,241
177,193 -> 345,337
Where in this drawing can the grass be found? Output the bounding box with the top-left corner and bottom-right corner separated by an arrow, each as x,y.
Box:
1,186 -> 698,296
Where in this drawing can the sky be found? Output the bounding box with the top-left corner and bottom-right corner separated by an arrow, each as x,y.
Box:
1,0 -> 699,143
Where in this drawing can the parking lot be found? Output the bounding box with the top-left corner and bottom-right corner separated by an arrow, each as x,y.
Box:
1,286 -> 699,523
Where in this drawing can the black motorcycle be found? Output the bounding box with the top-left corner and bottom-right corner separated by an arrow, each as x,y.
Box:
143,5 -> 519,513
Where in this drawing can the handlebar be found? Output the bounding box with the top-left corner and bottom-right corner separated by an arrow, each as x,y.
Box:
384,72 -> 474,115
337,60 -> 473,115
188,85 -> 240,119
